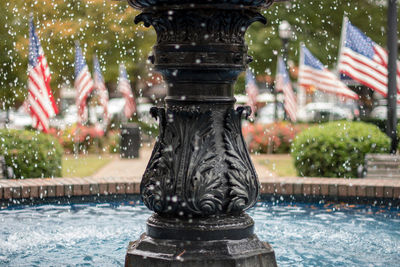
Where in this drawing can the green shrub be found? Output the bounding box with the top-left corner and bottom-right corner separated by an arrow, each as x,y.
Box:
397,123 -> 400,150
291,121 -> 390,178
0,129 -> 63,178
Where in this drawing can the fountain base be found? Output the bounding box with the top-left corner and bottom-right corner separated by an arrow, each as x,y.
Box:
125,233 -> 276,267
125,213 -> 277,267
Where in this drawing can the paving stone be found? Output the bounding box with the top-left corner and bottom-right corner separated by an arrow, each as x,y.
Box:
117,183 -> 126,194
133,183 -> 140,194
356,186 -> 366,197
338,185 -> 347,197
30,185 -> 39,198
293,184 -> 302,195
262,183 -> 275,194
73,185 -> 82,196
99,183 -> 108,195
90,184 -> 100,195
3,187 -> 12,199
311,184 -> 320,196
283,183 -> 293,195
384,187 -> 393,198
393,187 -> 400,199
328,185 -> 338,197
303,184 -> 311,196
320,184 -> 329,195
56,185 -> 64,197
47,186 -> 56,197
108,183 -> 117,194
12,187 -> 21,199
21,186 -> 30,198
126,183 -> 135,194
375,186 -> 384,198
82,184 -> 90,195
64,185 -> 73,197
39,186 -> 48,199
275,183 -> 284,194
348,185 -> 356,197
366,186 -> 375,198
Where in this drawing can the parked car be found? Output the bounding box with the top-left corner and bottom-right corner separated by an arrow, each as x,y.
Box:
297,102 -> 354,122
108,98 -> 126,122
0,109 -> 32,129
256,102 -> 285,124
370,105 -> 400,120
137,103 -> 153,124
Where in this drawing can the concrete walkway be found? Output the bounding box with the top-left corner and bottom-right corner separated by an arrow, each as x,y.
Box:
92,147 -> 276,182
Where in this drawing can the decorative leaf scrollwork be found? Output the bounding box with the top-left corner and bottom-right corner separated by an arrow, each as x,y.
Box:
134,9 -> 266,45
141,106 -> 224,216
184,110 -> 224,215
224,106 -> 260,213
141,107 -> 177,213
128,0 -> 276,10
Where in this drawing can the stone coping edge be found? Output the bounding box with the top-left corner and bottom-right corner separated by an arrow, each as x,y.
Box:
0,176 -> 399,204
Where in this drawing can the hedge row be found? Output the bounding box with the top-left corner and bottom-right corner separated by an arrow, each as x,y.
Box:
291,121 -> 390,178
0,129 -> 63,178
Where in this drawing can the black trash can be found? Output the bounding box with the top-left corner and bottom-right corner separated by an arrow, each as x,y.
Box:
120,123 -> 140,158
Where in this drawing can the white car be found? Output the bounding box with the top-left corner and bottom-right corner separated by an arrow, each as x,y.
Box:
297,102 -> 354,122
63,105 -> 78,127
256,103 -> 285,124
108,98 -> 127,119
1,109 -> 33,129
370,106 -> 400,120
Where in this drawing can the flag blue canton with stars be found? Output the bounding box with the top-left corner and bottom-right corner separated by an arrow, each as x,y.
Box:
75,42 -> 88,77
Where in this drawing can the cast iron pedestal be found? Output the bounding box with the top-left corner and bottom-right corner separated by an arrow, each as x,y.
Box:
124,0 -> 279,266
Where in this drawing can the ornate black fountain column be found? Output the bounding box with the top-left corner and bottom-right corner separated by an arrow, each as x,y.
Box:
125,1 -> 278,266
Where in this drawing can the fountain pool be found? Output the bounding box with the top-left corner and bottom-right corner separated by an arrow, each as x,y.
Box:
0,200 -> 399,266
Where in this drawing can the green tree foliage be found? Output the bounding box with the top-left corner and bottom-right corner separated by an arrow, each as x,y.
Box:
1,1 -> 398,106
1,0 -> 155,108
246,0 -> 397,77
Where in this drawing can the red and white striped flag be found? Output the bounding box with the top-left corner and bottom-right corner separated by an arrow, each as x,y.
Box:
245,69 -> 259,118
117,63 -> 136,119
26,17 -> 58,132
276,56 -> 297,122
75,42 -> 94,125
338,17 -> 400,101
93,54 -> 109,126
299,44 -> 358,100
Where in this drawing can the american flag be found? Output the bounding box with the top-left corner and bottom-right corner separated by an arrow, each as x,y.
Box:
276,56 -> 297,122
117,63 -> 136,119
299,44 -> 358,100
75,42 -> 94,125
245,69 -> 259,117
93,54 -> 109,125
27,18 -> 58,132
338,17 -> 400,100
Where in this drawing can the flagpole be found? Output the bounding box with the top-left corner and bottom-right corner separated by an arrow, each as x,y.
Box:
298,43 -> 306,108
74,41 -> 80,156
336,16 -> 348,75
387,0 -> 398,154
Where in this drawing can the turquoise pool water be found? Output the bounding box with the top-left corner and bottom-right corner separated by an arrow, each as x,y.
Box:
0,201 -> 399,266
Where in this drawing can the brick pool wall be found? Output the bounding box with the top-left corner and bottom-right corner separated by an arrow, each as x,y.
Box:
0,176 -> 399,203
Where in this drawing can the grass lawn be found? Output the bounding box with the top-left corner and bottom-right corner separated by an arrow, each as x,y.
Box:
62,154 -> 113,177
257,154 -> 297,177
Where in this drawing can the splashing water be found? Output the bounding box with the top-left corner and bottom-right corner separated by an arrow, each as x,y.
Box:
0,200 -> 399,266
